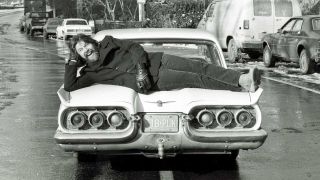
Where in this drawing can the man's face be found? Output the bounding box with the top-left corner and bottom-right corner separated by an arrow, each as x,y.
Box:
75,40 -> 99,63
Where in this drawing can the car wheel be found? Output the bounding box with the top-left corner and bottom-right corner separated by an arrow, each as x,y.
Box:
229,150 -> 239,160
248,52 -> 260,60
227,39 -> 239,63
263,45 -> 276,67
26,27 -> 30,34
56,31 -> 60,39
76,152 -> 97,162
30,29 -> 34,37
299,49 -> 315,74
19,26 -> 24,32
43,31 -> 48,39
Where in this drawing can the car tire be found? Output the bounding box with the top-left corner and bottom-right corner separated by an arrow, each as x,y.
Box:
76,152 -> 97,162
299,49 -> 315,74
248,52 -> 260,60
19,26 -> 24,32
30,29 -> 34,37
26,27 -> 30,34
263,45 -> 276,67
229,150 -> 239,160
56,31 -> 60,39
43,31 -> 48,39
227,39 -> 239,63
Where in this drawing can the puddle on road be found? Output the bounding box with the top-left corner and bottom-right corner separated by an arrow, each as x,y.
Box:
271,127 -> 303,133
0,57 -> 18,113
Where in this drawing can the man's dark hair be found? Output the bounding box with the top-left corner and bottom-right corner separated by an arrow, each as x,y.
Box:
69,34 -> 99,51
69,34 -> 99,65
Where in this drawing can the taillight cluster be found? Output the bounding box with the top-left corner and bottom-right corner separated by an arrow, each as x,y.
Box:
64,108 -> 129,130
191,107 -> 256,129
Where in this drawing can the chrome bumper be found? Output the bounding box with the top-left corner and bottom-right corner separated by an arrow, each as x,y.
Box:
31,26 -> 44,30
55,120 -> 267,158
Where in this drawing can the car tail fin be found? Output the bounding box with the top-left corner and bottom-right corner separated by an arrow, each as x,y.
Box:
249,88 -> 263,104
57,87 -> 70,103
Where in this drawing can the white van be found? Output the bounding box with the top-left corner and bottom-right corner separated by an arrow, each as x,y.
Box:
198,0 -> 302,62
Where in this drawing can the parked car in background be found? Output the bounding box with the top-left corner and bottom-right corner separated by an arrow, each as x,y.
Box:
262,15 -> 320,74
25,12 -> 50,36
43,18 -> 62,39
56,18 -> 92,40
197,0 -> 301,62
54,28 -> 267,160
19,15 -> 26,32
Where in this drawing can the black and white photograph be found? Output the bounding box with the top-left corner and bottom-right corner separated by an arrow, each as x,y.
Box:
0,0 -> 319,179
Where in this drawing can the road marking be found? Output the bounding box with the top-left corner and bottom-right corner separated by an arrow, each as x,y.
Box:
24,47 -> 41,51
263,76 -> 320,95
159,171 -> 174,180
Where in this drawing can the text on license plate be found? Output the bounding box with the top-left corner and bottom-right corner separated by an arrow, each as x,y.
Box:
143,114 -> 179,133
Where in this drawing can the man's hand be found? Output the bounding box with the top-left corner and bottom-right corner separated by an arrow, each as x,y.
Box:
65,43 -> 79,65
136,63 -> 151,94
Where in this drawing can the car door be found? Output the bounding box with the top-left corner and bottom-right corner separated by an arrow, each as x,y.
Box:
273,0 -> 295,32
252,0 -> 274,38
273,18 -> 296,58
286,18 -> 303,61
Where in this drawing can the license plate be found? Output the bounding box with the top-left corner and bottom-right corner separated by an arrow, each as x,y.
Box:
143,114 -> 179,133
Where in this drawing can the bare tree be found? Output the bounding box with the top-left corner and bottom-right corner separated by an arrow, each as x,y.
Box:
80,0 -> 138,21
94,0 -> 119,21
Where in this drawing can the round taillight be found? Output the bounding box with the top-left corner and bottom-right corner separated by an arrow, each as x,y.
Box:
89,111 -> 105,128
236,110 -> 252,127
196,109 -> 214,127
107,111 -> 125,127
217,110 -> 233,127
69,111 -> 87,129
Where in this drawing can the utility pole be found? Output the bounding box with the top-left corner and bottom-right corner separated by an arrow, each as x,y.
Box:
137,0 -> 146,21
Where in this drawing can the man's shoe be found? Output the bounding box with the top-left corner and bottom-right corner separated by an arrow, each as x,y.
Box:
239,67 -> 261,92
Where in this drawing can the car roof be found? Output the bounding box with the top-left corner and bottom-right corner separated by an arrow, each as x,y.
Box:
48,18 -> 61,21
291,15 -> 320,20
64,18 -> 87,21
94,28 -> 219,43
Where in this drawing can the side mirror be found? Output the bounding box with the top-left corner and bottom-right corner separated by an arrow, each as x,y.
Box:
277,29 -> 282,33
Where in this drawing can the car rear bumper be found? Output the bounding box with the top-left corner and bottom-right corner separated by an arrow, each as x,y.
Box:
31,26 -> 44,30
65,32 -> 92,36
240,41 -> 263,53
45,30 -> 56,34
54,122 -> 267,156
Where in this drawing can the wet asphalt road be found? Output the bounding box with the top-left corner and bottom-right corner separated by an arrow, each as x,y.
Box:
0,10 -> 320,180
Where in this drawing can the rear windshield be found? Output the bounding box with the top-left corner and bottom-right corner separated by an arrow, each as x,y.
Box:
275,0 -> 293,17
30,12 -> 49,18
66,20 -> 87,25
253,0 -> 272,16
312,18 -> 320,30
48,19 -> 61,25
137,40 -> 222,66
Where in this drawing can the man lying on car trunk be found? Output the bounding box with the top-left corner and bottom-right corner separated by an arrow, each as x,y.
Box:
64,34 -> 261,94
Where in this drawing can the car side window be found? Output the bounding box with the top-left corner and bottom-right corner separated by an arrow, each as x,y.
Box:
282,19 -> 296,32
312,18 -> 320,30
206,3 -> 215,18
275,0 -> 293,17
253,0 -> 272,16
291,19 -> 303,32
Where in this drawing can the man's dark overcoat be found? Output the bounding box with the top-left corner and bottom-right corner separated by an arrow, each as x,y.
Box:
64,36 -> 163,92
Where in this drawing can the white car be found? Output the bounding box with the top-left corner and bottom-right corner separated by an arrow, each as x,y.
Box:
56,18 -> 92,40
54,28 -> 267,160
